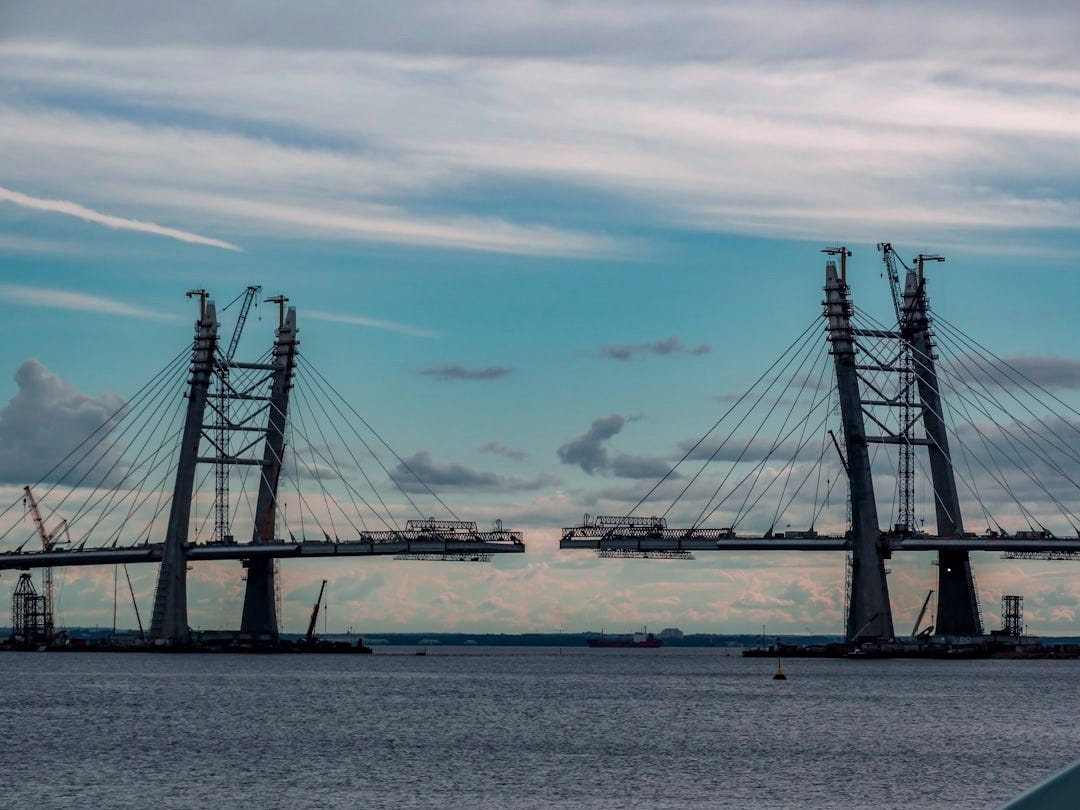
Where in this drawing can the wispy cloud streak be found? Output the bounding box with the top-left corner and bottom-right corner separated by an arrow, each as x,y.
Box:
602,336 -> 711,361
0,284 -> 180,321
307,309 -> 439,338
0,185 -> 241,251
419,364 -> 512,381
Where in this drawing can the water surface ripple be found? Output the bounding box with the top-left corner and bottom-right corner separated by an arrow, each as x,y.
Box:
1,648 -> 1076,808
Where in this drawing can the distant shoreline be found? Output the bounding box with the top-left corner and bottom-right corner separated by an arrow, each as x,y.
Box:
8,628 -> 1080,647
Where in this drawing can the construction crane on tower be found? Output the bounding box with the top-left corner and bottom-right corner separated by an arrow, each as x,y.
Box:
877,242 -> 905,323
213,285 -> 262,544
875,244 -> 919,534
22,485 -> 70,639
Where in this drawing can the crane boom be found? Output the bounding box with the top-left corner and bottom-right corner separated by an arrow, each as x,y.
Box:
22,485 -> 68,640
123,563 -> 145,640
911,589 -> 935,639
877,242 -> 920,534
305,579 -> 328,643
227,285 -> 262,361
214,284 -> 263,543
877,242 -> 904,323
24,485 -> 49,546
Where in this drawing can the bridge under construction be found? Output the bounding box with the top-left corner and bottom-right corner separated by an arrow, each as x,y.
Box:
561,246 -> 1080,642
1,248 -> 1077,648
0,288 -> 523,646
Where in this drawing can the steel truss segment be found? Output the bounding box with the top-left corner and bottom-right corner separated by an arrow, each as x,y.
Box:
598,549 -> 696,559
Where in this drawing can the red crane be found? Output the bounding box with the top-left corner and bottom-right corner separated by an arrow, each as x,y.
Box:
22,485 -> 69,640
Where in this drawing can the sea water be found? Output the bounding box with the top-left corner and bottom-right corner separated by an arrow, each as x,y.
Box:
1,647 -> 1076,808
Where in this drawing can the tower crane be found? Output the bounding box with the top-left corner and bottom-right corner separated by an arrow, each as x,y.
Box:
877,243 -> 921,534
876,242 -> 905,323
22,485 -> 70,639
227,285 -> 262,362
214,285 -> 262,543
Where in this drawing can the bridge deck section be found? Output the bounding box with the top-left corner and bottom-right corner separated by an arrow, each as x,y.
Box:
0,533 -> 524,570
559,528 -> 1080,555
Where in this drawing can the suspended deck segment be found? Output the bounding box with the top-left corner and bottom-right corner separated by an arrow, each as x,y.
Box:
559,517 -> 1080,556
0,522 -> 524,571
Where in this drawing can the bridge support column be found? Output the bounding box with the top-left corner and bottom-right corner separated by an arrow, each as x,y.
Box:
240,304 -> 297,639
150,300 -> 219,644
824,258 -> 895,642
903,270 -> 982,636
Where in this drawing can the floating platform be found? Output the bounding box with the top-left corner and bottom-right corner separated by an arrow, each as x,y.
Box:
743,639 -> 1080,660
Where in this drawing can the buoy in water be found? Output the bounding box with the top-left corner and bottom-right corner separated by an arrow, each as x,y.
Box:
773,664 -> 787,680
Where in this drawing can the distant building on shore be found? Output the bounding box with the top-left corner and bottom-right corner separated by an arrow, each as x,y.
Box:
658,628 -> 684,640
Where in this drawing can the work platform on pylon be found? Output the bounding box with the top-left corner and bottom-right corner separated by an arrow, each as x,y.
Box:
0,286 -> 523,648
560,245 -> 1080,643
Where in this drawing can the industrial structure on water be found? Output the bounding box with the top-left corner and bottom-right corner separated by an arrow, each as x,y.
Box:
1,245 -> 1078,653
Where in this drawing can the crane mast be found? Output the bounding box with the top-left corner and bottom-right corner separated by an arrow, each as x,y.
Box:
22,485 -> 68,639
877,243 -> 916,534
214,285 -> 262,543
878,242 -> 905,323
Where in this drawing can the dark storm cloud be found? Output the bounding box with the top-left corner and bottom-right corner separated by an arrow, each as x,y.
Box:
391,451 -> 555,493
479,441 -> 527,462
601,336 -> 711,362
283,459 -> 342,483
394,451 -> 500,488
957,354 -> 1080,391
419,364 -> 512,381
0,359 -> 127,485
609,453 -> 675,480
557,414 -> 625,475
677,436 -> 803,465
556,414 -> 673,479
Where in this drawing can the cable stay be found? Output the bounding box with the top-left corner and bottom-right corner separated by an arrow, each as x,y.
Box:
563,313 -> 854,551
0,290 -> 523,609
563,246 -> 1080,571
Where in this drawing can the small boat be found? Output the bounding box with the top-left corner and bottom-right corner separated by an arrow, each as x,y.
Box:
415,647 -> 427,656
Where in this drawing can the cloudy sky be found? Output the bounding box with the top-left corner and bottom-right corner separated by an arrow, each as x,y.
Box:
1,1 -> 1079,636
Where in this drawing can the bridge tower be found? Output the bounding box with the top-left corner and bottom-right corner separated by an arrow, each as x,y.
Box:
903,263 -> 983,636
823,254 -> 895,641
240,299 -> 298,640
149,293 -> 219,644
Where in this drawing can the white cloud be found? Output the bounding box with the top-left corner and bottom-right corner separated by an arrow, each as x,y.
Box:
1,8 -> 1079,256
0,284 -> 181,321
307,309 -> 439,338
152,189 -> 615,256
0,358 -> 127,486
0,185 -> 241,251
